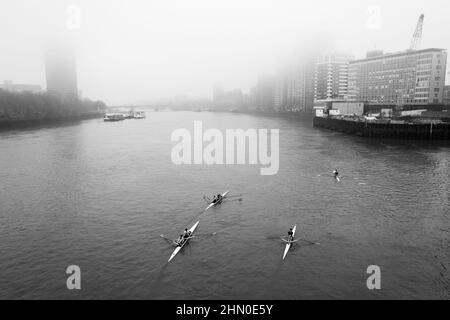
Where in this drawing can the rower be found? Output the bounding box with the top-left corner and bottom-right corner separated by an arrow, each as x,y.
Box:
183,230 -> 192,242
212,195 -> 217,203
333,169 -> 339,179
287,228 -> 294,242
176,235 -> 184,245
183,228 -> 189,238
217,194 -> 222,202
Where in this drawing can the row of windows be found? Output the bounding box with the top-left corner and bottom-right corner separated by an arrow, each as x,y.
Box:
351,60 -> 442,76
417,54 -> 433,59
417,59 -> 432,65
416,64 -> 432,71
357,98 -> 423,103
350,72 -> 420,80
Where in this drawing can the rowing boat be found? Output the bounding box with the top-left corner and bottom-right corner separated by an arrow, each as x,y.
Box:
168,221 -> 200,262
282,225 -> 297,260
204,190 -> 229,211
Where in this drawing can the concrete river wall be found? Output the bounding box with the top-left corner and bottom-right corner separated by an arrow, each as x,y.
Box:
313,117 -> 450,140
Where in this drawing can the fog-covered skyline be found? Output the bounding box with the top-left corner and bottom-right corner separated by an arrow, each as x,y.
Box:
1,0 -> 449,105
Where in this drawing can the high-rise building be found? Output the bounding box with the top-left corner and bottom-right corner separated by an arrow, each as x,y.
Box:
254,74 -> 275,111
274,74 -> 287,110
212,83 -> 225,102
45,43 -> 78,99
285,60 -> 315,113
223,89 -> 243,108
348,48 -> 447,105
212,85 -> 243,109
314,53 -> 354,103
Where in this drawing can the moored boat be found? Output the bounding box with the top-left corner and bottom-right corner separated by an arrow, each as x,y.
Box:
134,111 -> 146,119
104,113 -> 125,121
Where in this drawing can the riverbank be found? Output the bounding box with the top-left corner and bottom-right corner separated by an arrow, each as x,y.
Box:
0,89 -> 107,131
0,112 -> 103,131
230,109 -> 314,121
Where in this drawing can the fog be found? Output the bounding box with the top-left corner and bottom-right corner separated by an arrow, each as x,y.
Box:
1,0 -> 449,105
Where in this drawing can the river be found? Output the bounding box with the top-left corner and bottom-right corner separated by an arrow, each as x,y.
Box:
0,111 -> 449,299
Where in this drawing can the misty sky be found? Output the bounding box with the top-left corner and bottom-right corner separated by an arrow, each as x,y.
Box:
1,0 -> 449,105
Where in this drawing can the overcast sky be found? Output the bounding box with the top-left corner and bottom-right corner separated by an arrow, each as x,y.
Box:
1,0 -> 449,105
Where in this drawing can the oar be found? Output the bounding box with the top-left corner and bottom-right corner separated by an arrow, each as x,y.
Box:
160,234 -> 177,245
223,198 -> 242,203
281,237 -> 298,244
281,236 -> 319,245
317,172 -> 333,177
297,238 -> 320,245
226,194 -> 242,198
189,232 -> 217,240
179,235 -> 196,242
173,235 -> 196,246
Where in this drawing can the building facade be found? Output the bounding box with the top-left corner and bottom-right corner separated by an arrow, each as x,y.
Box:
285,62 -> 315,112
253,74 -> 275,111
45,44 -> 78,99
0,80 -> 42,93
213,83 -> 225,102
274,74 -> 287,110
348,48 -> 447,106
314,53 -> 354,103
443,85 -> 450,105
212,84 -> 244,110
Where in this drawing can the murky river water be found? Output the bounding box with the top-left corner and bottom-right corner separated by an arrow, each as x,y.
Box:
0,111 -> 449,299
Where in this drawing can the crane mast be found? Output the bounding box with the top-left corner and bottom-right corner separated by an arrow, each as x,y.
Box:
410,14 -> 424,50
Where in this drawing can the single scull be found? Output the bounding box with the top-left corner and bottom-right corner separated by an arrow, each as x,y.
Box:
282,225 -> 297,260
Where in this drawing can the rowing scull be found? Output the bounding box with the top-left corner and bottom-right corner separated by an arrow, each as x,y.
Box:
282,225 -> 297,260
204,190 -> 229,211
168,221 -> 200,263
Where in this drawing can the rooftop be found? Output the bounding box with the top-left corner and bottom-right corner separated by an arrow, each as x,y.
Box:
351,48 -> 447,64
